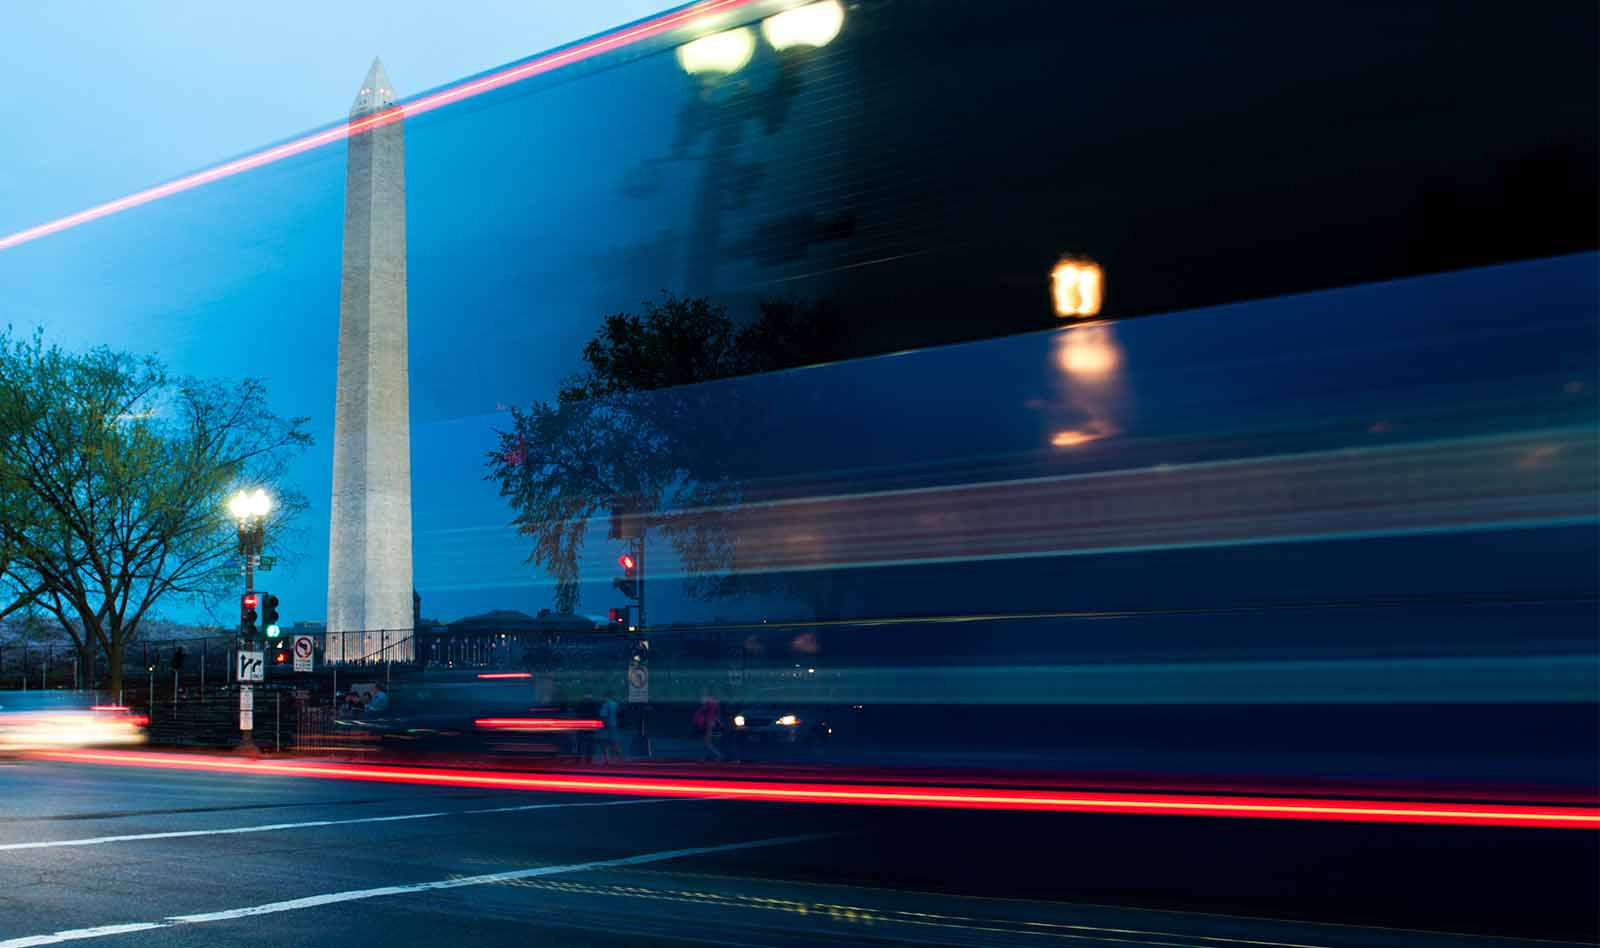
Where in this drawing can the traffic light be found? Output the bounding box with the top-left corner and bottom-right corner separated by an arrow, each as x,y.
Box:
630,639 -> 650,666
607,607 -> 629,626
261,593 -> 281,637
240,592 -> 259,640
612,553 -> 640,601
269,639 -> 289,665
171,646 -> 186,672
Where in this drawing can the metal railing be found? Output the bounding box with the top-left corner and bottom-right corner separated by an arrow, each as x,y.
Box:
0,634 -> 239,700
0,641 -> 78,691
323,628 -> 416,666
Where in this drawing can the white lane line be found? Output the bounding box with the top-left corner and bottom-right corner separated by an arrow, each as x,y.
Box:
0,832 -> 835,948
1,925 -> 166,948
460,798 -> 683,815
0,797 -> 680,853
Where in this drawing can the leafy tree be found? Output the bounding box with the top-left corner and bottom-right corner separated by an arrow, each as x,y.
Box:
0,330 -> 311,697
489,294 -> 842,612
0,370 -> 49,625
0,530 -> 45,625
561,296 -> 745,402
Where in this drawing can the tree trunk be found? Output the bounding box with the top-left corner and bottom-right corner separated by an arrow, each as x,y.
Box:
76,636 -> 97,691
106,640 -> 125,703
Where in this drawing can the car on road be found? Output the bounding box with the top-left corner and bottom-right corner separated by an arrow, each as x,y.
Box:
327,673 -> 605,760
0,692 -> 147,753
729,705 -> 834,753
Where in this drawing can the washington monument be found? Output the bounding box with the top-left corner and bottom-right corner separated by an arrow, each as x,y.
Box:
327,58 -> 413,662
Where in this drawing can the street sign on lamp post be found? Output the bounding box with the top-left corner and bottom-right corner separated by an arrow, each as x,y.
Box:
227,488 -> 271,756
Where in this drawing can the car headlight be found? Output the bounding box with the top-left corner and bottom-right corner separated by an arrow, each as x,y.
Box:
776,714 -> 799,727
733,715 -> 746,728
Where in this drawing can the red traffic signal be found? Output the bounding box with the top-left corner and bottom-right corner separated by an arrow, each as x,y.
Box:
615,550 -> 641,601
607,607 -> 628,625
240,593 -> 259,638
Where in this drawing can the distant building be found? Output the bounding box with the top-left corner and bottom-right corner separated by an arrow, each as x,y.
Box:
290,621 -> 326,648
421,610 -> 603,668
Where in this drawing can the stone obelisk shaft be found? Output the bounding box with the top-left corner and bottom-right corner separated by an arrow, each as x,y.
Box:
327,59 -> 413,662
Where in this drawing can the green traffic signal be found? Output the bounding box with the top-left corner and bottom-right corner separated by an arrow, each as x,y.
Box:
266,624 -> 282,638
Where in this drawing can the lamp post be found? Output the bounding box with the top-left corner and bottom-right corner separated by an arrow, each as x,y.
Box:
1051,257 -> 1104,319
672,1 -> 845,294
228,488 -> 271,754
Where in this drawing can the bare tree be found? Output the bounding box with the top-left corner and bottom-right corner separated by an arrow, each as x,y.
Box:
0,536 -> 46,624
0,331 -> 310,697
0,381 -> 49,624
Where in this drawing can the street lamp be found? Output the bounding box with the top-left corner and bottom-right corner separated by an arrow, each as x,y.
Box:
228,487 -> 271,522
676,26 -> 757,77
676,2 -> 846,78
761,1 -> 845,51
227,487 -> 271,756
1051,257 -> 1104,318
670,4 -> 846,294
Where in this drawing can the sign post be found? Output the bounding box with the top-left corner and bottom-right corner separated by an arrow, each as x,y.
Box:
237,650 -> 264,683
292,635 -> 315,673
239,685 -> 254,732
627,664 -> 649,704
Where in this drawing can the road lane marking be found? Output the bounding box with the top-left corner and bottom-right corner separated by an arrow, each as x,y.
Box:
0,832 -> 836,948
0,924 -> 164,948
0,797 -> 679,852
486,877 -> 1336,948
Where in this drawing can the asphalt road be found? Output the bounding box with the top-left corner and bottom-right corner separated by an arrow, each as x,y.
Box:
0,757 -> 1594,947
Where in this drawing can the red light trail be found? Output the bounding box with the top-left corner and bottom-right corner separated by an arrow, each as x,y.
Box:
31,750 -> 1600,828
475,718 -> 604,731
0,0 -> 761,253
475,672 -> 532,679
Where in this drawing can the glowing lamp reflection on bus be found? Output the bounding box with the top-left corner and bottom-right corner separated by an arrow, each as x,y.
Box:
677,27 -> 757,76
1052,258 -> 1103,317
1057,326 -> 1120,377
762,1 -> 845,51
776,714 -> 800,727
1051,429 -> 1096,448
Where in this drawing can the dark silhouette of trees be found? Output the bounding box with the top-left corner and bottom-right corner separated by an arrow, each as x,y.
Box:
488,294 -> 844,613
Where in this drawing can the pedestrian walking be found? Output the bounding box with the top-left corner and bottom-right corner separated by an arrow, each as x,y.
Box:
693,691 -> 723,762
598,691 -> 625,764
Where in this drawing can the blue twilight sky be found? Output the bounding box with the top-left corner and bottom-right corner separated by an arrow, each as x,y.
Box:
0,1 -> 667,239
0,1 -> 706,628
